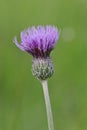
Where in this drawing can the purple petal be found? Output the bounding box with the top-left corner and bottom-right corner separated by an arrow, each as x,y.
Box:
13,37 -> 25,51
13,25 -> 59,58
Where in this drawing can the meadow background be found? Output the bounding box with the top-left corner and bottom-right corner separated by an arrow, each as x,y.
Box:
0,0 -> 87,130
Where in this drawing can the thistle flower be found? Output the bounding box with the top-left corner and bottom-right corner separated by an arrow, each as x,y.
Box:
14,25 -> 59,130
14,25 -> 59,80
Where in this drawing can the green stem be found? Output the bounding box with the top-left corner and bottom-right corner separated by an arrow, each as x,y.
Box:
41,80 -> 54,130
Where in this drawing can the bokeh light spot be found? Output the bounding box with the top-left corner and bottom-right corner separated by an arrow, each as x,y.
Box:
62,27 -> 76,43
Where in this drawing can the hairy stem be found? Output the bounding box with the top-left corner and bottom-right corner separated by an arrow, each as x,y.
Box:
41,80 -> 54,130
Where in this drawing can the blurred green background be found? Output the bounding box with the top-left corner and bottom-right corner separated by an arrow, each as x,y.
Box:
0,0 -> 87,130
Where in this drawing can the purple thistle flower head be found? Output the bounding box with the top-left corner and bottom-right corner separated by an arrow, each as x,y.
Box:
14,25 -> 59,58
